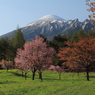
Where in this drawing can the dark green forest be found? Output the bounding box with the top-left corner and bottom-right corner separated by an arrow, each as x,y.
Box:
0,28 -> 95,65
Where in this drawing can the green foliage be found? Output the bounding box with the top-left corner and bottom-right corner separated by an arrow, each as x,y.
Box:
67,29 -> 95,42
71,32 -> 79,42
11,27 -> 25,62
11,28 -> 25,49
0,27 -> 25,62
67,34 -> 73,41
48,34 -> 68,52
88,30 -> 95,37
78,29 -> 87,38
39,34 -> 47,42
0,69 -> 95,95
70,29 -> 87,42
48,35 -> 68,66
0,37 -> 14,61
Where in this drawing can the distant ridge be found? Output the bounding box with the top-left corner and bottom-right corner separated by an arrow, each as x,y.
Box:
0,14 -> 93,41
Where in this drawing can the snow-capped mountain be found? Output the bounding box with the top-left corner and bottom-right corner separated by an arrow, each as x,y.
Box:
0,15 -> 93,41
38,14 -> 65,21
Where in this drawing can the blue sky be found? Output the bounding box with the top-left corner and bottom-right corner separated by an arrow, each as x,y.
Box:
0,0 -> 90,36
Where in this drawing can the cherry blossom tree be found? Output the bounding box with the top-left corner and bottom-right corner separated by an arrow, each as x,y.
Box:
26,36 -> 56,80
14,49 -> 30,79
1,60 -> 13,72
15,36 -> 56,80
49,65 -> 64,79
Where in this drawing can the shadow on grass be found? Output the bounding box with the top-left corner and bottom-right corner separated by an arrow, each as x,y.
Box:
12,72 -> 24,77
89,76 -> 95,78
43,76 -> 85,82
0,80 -> 17,84
12,72 -> 30,79
43,77 -> 74,82
84,75 -> 95,79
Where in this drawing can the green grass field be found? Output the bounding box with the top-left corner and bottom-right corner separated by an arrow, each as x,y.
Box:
0,69 -> 95,95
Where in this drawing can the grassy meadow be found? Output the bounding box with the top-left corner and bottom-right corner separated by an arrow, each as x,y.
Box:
0,69 -> 95,95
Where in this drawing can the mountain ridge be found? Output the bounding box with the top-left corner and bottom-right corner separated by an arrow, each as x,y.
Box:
0,15 -> 93,41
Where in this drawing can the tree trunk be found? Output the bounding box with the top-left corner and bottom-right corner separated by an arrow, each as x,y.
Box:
86,67 -> 90,81
59,73 -> 61,80
38,72 -> 40,79
32,68 -> 36,80
24,72 -> 27,80
39,72 -> 42,81
6,68 -> 9,72
22,71 -> 24,77
77,72 -> 80,76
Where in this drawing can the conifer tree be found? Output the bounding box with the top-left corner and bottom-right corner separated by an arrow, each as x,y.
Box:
12,27 -> 25,49
11,27 -> 25,62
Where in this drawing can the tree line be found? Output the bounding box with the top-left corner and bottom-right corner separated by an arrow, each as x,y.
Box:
1,28 -> 95,81
0,28 -> 25,69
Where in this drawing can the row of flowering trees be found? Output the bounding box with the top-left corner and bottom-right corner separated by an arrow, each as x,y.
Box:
14,35 -> 95,81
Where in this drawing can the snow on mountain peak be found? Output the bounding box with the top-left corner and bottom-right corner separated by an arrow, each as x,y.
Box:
39,14 -> 65,21
25,14 -> 65,27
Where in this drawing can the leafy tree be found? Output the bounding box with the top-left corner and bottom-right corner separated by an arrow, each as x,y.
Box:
1,60 -> 13,72
58,37 -> 95,81
86,0 -> 95,29
15,49 -> 30,79
49,65 -> 64,79
15,36 -> 56,80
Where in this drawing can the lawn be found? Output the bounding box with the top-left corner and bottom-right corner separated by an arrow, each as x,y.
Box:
0,69 -> 95,95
